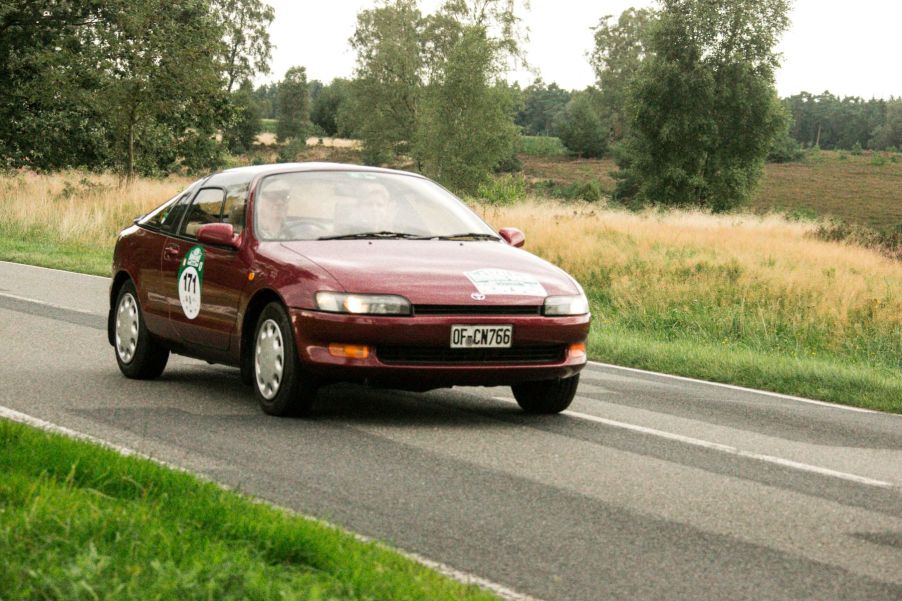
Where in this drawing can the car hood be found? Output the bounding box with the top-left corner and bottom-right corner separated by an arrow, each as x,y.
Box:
280,240 -> 581,305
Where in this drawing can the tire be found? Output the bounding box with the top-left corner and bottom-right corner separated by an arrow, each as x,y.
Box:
113,281 -> 169,379
252,302 -> 317,416
511,374 -> 580,414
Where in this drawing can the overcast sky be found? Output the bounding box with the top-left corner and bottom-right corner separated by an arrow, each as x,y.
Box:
263,0 -> 902,99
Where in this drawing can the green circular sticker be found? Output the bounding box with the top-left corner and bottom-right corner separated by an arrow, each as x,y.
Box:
177,245 -> 205,319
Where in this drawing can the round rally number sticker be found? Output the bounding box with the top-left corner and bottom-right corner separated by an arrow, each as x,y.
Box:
178,245 -> 205,320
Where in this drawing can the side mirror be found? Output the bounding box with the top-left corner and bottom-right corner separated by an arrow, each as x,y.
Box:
498,227 -> 525,248
197,223 -> 239,249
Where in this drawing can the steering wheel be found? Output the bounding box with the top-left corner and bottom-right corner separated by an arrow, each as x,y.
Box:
283,220 -> 330,239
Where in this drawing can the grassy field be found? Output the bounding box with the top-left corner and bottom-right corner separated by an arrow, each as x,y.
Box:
1,170 -> 900,412
0,419 -> 497,600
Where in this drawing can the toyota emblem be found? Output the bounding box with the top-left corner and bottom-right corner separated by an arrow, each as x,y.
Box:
471,292 -> 486,301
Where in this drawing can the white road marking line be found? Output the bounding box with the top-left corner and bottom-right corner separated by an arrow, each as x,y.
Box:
0,405 -> 540,601
0,259 -> 110,280
0,292 -> 105,316
492,397 -> 897,489
586,361 -> 890,416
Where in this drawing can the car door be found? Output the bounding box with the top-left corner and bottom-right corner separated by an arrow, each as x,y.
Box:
161,187 -> 248,351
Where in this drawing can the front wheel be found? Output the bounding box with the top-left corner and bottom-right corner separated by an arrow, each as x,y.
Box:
114,281 -> 169,379
511,374 -> 579,414
253,302 -> 317,416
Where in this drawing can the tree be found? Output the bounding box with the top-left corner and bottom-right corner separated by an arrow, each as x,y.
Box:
0,2 -> 111,170
870,100 -> 902,150
224,81 -> 261,153
554,90 -> 608,158
311,78 -> 353,137
212,0 -> 274,92
413,0 -> 523,192
516,79 -> 571,136
94,0 -> 228,179
614,0 -> 790,210
415,27 -> 519,192
276,66 -> 310,143
590,8 -> 656,141
349,0 -> 424,164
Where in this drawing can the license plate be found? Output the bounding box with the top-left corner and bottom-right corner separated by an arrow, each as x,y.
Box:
450,325 -> 513,348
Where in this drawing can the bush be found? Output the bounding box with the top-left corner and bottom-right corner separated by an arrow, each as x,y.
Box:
850,142 -> 863,156
494,153 -> 523,173
276,138 -> 306,163
766,130 -> 804,163
518,136 -> 568,157
475,174 -> 528,204
554,92 -> 608,159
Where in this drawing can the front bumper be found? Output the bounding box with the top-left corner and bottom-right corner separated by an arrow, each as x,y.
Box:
289,308 -> 591,389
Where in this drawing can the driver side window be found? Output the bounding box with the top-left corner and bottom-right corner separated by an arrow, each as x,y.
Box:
181,188 -> 226,238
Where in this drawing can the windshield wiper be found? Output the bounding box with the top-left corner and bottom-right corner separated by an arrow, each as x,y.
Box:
317,231 -> 424,240
431,233 -> 501,241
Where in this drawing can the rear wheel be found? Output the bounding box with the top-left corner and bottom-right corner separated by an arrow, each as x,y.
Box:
511,374 -> 579,414
114,281 -> 169,379
253,302 -> 317,416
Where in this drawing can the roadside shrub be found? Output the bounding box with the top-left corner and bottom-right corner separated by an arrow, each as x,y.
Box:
851,142 -> 863,156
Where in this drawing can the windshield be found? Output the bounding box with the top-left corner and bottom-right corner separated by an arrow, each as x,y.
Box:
253,171 -> 498,241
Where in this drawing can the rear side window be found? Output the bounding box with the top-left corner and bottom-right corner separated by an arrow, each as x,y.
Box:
181,188 -> 226,238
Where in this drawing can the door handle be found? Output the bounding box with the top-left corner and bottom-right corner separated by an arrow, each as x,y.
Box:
163,243 -> 180,259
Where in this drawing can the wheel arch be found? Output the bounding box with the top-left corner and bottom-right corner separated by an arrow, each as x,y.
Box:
240,288 -> 286,383
108,270 -> 135,346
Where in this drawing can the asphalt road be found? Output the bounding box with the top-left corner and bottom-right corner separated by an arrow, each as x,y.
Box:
1,260 -> 900,600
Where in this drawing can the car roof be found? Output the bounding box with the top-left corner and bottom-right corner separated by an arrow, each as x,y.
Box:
204,162 -> 427,189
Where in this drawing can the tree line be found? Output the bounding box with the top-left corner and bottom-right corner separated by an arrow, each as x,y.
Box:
8,0 -> 897,209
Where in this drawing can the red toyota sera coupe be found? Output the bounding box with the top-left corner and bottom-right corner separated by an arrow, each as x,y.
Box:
109,163 -> 591,416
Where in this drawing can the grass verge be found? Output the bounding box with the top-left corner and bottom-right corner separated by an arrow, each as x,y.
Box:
0,223 -> 112,276
0,418 -> 498,600
591,326 -> 902,413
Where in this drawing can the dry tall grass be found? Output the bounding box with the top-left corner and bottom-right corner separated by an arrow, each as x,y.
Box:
480,201 -> 902,364
0,170 -> 193,248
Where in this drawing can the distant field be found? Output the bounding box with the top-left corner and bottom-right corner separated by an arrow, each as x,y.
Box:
752,151 -> 902,230
519,150 -> 902,231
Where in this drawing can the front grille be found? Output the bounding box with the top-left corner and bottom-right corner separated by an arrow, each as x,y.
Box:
377,345 -> 566,365
413,304 -> 542,316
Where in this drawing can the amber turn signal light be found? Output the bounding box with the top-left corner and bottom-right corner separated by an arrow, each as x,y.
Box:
568,342 -> 587,360
328,344 -> 371,359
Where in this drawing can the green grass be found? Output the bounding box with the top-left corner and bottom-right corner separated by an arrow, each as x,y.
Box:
0,419 -> 498,600
260,118 -> 278,134
518,136 -> 568,157
590,325 -> 902,413
0,223 -> 112,276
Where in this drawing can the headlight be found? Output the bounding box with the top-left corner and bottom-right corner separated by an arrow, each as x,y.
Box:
543,294 -> 589,316
315,292 -> 411,316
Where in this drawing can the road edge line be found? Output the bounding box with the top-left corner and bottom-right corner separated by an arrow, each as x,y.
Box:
0,405 -> 541,601
587,360 -> 888,415
0,259 -> 110,280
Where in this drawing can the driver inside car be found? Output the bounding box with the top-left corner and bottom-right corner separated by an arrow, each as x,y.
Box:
256,180 -> 291,240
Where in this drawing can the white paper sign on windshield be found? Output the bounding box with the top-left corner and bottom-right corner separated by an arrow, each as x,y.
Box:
465,268 -> 547,296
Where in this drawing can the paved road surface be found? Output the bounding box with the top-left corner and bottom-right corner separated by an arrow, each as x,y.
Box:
1,261 -> 900,600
